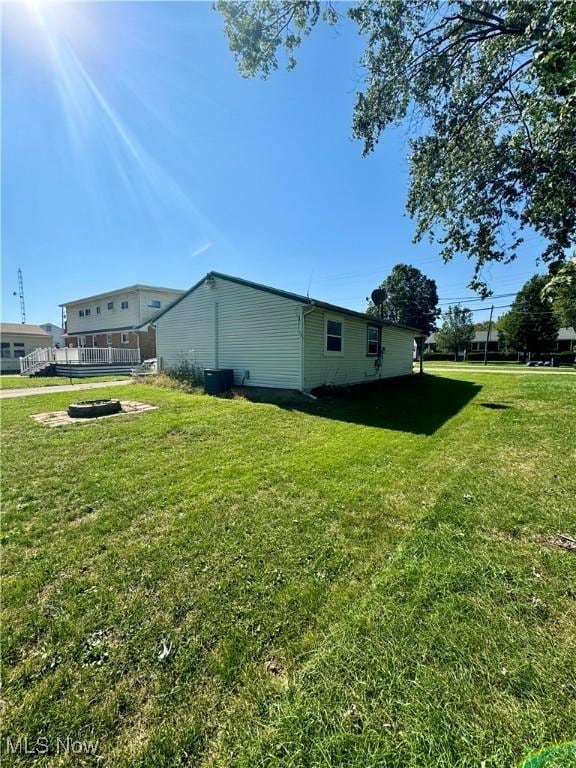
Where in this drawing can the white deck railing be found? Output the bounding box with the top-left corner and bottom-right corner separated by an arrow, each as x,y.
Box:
20,347 -> 141,375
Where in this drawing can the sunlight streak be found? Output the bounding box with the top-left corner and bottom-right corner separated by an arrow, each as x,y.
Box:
21,2 -> 225,249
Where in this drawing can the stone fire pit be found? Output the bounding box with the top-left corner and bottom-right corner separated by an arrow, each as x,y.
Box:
67,398 -> 122,419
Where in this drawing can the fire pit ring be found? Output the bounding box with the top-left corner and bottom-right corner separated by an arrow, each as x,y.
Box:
67,399 -> 122,419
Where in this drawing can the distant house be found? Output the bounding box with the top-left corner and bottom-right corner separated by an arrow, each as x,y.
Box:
40,323 -> 65,348
142,272 -> 418,390
0,323 -> 51,373
425,327 -> 575,354
60,284 -> 185,359
556,326 -> 576,352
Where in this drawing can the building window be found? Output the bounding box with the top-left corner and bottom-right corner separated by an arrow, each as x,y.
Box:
325,317 -> 343,353
121,301 -> 129,310
367,325 -> 380,355
85,308 -> 91,316
148,300 -> 161,308
79,310 -> 85,317
107,302 -> 114,310
121,332 -> 129,344
106,333 -> 112,346
96,306 -> 101,314
13,344 -> 26,358
1,342 -> 10,358
78,336 -> 86,347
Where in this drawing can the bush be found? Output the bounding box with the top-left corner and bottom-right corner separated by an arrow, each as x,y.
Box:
464,352 -> 519,362
423,352 -> 454,360
167,360 -> 204,386
551,351 -> 576,367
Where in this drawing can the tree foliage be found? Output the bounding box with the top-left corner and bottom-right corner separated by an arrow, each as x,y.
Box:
436,305 -> 475,358
498,274 -> 559,352
543,259 -> 576,329
217,0 -> 576,295
366,263 -> 440,334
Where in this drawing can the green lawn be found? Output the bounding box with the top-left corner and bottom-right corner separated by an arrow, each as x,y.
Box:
2,373 -> 575,767
0,375 -> 130,390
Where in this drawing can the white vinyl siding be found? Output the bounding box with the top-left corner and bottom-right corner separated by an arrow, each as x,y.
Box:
65,288 -> 185,335
156,278 -> 302,389
303,310 -> 414,390
66,290 -> 140,334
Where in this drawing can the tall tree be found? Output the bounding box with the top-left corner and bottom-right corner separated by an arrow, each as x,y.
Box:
543,259 -> 576,329
499,275 -> 560,355
218,1 -> 576,295
366,264 -> 440,373
436,305 -> 475,360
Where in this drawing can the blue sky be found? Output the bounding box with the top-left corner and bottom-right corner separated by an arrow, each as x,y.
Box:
2,1 -> 546,326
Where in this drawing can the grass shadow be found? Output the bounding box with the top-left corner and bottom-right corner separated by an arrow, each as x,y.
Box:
237,374 -> 482,436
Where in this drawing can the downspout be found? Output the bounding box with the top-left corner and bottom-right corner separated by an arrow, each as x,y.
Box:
214,302 -> 219,368
300,304 -> 316,393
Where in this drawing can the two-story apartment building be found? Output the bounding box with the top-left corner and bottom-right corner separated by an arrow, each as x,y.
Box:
61,284 -> 185,358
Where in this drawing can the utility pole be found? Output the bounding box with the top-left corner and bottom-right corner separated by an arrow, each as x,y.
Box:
484,305 -> 494,366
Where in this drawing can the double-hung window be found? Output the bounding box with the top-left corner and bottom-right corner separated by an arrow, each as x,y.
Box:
107,302 -> 114,310
1,342 -> 10,358
121,301 -> 129,310
367,325 -> 380,356
325,317 -> 343,354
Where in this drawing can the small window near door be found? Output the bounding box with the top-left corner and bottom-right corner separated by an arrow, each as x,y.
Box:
121,333 -> 129,344
325,318 -> 343,353
367,325 -> 379,355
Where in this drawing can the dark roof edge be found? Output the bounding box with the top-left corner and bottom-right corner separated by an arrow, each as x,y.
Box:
136,271 -> 422,334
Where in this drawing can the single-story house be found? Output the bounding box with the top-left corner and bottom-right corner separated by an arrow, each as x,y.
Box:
425,327 -> 575,354
142,272 -> 419,391
0,323 -> 52,373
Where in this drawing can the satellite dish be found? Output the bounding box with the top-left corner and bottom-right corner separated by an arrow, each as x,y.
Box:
371,289 -> 385,306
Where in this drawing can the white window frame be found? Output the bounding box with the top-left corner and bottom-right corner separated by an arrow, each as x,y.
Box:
106,333 -> 113,347
79,309 -> 84,317
121,301 -> 129,310
367,324 -> 380,356
78,336 -> 86,348
148,299 -> 161,309
121,332 -> 129,344
324,315 -> 344,356
107,302 -> 114,310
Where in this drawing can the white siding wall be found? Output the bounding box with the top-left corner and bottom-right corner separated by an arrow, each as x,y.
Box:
157,278 -> 303,389
303,309 -> 414,390
139,289 -> 185,325
66,290 -> 140,333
